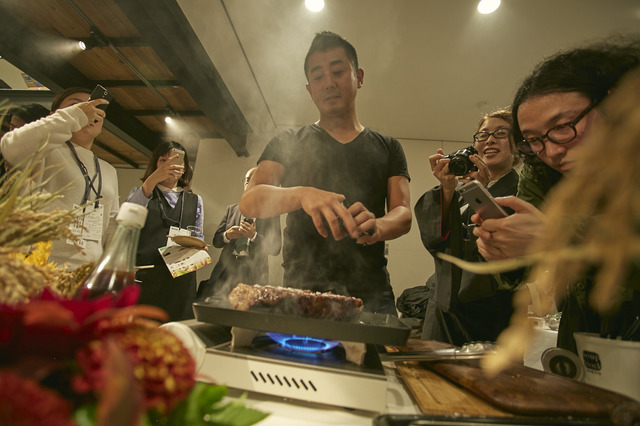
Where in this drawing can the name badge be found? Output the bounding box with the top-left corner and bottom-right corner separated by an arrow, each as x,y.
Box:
67,204 -> 104,248
167,225 -> 192,247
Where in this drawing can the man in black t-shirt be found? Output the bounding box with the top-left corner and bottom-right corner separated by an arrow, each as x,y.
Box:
239,31 -> 411,314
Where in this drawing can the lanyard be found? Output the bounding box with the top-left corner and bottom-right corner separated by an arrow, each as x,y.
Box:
155,186 -> 185,228
66,141 -> 102,207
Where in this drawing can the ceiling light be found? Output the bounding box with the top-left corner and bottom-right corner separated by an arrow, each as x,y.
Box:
305,0 -> 324,12
477,0 -> 501,14
78,40 -> 87,51
165,116 -> 173,124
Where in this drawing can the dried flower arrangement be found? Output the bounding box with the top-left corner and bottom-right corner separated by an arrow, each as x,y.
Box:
0,142 -> 89,304
0,120 -> 269,425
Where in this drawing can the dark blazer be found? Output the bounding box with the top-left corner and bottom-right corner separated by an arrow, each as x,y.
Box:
198,203 -> 281,299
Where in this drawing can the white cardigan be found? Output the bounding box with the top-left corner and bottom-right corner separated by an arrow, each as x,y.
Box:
1,104 -> 120,268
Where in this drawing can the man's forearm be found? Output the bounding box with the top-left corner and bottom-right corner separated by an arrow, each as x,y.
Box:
239,185 -> 303,218
376,205 -> 412,241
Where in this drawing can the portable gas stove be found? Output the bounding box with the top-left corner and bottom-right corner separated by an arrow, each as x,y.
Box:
192,302 -> 411,412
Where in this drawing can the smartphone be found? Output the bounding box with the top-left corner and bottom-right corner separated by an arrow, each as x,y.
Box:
458,180 -> 507,220
170,148 -> 185,165
243,217 -> 254,224
88,84 -> 114,111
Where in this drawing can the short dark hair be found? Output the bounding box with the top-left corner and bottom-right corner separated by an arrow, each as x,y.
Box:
50,87 -> 92,112
8,103 -> 50,124
142,141 -> 192,187
511,37 -> 640,145
304,31 -> 359,79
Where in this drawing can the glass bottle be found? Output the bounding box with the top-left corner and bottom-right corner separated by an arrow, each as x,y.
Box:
75,202 -> 148,299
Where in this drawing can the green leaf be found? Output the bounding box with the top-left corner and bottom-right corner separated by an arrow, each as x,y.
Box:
73,404 -> 97,426
203,393 -> 270,426
196,383 -> 228,407
166,383 -> 233,426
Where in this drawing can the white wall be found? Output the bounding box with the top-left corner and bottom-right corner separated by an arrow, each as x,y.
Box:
117,133 -> 472,306
0,59 -> 30,89
390,138 -> 469,299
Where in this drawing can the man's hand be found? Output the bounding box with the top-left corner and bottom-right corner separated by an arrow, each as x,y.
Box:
239,219 -> 257,239
226,220 -> 256,240
348,202 -> 379,245
471,196 -> 546,260
299,187 -> 360,240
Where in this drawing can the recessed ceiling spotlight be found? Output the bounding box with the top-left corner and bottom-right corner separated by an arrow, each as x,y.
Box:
305,0 -> 324,12
78,40 -> 87,51
477,0 -> 501,14
165,116 -> 173,124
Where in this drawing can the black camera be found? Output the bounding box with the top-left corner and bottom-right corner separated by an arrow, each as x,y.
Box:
444,145 -> 478,176
243,218 -> 254,224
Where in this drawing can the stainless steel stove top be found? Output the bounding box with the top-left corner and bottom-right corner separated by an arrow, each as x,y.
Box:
199,335 -> 388,412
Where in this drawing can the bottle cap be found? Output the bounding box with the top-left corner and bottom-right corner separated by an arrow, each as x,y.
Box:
116,202 -> 148,227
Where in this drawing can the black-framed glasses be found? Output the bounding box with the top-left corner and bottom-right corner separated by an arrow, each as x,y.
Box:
473,128 -> 510,142
242,177 -> 250,184
517,100 -> 598,155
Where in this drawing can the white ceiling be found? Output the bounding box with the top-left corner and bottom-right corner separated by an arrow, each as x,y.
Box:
178,0 -> 639,150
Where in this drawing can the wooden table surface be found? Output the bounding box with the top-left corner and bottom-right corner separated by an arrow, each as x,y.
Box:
386,339 -> 640,423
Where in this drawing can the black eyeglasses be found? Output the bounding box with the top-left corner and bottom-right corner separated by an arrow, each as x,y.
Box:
473,128 -> 510,142
242,177 -> 250,184
517,100 -> 598,155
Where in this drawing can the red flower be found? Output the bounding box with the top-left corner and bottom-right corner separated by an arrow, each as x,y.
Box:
0,286 -> 167,364
0,371 -> 74,426
73,317 -> 195,415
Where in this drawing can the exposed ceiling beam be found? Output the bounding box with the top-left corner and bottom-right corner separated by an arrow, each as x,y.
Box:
93,141 -> 140,168
91,80 -> 181,88
113,0 -> 251,157
132,110 -> 205,117
0,11 -> 157,155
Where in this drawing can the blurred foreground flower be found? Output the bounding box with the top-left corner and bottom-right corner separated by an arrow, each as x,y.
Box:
0,135 -> 269,425
0,371 -> 74,426
1,289 -> 269,426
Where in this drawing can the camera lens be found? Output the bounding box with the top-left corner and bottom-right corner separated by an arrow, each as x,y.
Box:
449,156 -> 473,175
445,146 -> 477,176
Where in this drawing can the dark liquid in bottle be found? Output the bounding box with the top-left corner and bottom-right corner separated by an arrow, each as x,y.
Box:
82,269 -> 136,299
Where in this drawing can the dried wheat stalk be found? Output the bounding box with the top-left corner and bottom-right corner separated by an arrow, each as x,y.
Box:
0,134 -> 89,304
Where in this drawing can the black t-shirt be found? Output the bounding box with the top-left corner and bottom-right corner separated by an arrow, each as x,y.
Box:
258,124 -> 409,302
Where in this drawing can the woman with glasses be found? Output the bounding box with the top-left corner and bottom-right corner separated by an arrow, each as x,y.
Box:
415,108 -> 520,345
472,38 -> 640,354
126,141 -> 205,322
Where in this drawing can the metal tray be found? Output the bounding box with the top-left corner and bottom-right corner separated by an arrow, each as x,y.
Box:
192,302 -> 411,346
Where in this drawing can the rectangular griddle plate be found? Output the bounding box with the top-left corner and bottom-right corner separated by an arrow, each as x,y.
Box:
192,302 -> 411,346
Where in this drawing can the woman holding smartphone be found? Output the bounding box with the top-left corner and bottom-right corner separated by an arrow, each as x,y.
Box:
126,141 -> 204,322
414,109 -> 520,345
0,87 -> 117,270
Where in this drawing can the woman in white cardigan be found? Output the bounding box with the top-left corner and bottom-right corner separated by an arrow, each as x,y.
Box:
0,87 -> 119,269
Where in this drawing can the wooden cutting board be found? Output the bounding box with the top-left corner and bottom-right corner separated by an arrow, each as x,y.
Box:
388,339 -> 640,421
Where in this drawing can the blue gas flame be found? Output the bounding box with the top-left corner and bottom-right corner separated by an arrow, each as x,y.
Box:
267,332 -> 340,353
